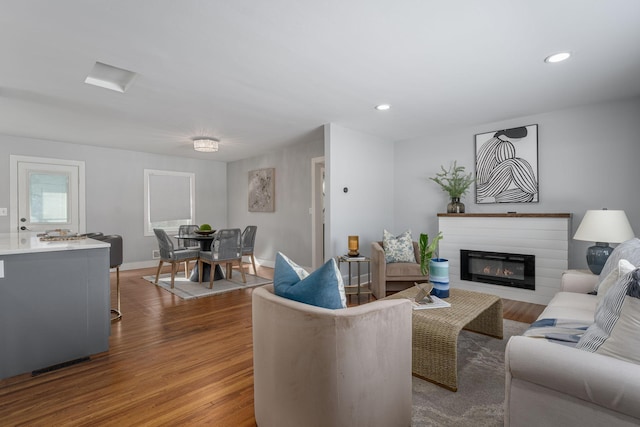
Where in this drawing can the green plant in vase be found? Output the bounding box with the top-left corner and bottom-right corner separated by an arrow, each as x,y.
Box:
429,161 -> 475,213
419,232 -> 443,276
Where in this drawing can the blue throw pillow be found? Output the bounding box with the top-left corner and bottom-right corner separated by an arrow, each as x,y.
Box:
274,252 -> 347,309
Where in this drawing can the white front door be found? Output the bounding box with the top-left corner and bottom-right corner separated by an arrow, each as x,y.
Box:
10,156 -> 86,234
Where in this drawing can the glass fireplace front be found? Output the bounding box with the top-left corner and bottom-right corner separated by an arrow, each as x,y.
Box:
460,250 -> 535,290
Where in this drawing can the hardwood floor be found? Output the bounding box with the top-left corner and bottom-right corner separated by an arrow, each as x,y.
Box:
0,265 -> 545,426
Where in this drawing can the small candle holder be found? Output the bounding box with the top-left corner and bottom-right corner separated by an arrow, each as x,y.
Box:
348,235 -> 359,257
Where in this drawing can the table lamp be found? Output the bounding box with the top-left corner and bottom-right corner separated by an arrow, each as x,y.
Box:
348,235 -> 359,257
573,209 -> 635,275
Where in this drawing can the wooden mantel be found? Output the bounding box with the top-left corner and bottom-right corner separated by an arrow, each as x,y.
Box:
437,213 -> 571,218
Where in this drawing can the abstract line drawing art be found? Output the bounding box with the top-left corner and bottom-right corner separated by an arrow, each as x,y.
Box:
248,168 -> 275,212
475,124 -> 538,204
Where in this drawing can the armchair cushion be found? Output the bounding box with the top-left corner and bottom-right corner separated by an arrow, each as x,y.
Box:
274,252 -> 346,309
383,229 -> 417,263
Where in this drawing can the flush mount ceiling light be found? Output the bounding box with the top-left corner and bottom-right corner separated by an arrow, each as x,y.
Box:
193,138 -> 219,152
544,52 -> 571,63
84,61 -> 137,93
375,104 -> 391,111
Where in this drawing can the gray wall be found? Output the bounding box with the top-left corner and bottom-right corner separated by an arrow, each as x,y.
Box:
0,135 -> 227,268
325,123 -> 395,260
2,96 -> 638,273
393,96 -> 640,270
226,129 -> 324,268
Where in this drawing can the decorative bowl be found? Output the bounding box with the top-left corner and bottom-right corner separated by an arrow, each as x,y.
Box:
195,230 -> 215,235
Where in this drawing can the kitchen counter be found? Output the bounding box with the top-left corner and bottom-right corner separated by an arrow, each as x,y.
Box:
0,232 -> 109,255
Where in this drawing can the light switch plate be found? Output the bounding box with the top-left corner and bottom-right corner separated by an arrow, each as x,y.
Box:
0,260 -> 4,278
0,208 -> 7,216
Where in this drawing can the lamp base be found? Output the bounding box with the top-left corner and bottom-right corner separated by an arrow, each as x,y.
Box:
586,242 -> 613,275
348,250 -> 359,257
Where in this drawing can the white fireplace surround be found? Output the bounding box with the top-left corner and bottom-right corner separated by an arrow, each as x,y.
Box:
437,213 -> 571,305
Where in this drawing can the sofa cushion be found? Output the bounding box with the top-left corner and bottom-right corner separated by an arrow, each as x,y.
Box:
577,268 -> 640,364
595,238 -> 640,292
383,229 -> 417,263
536,292 -> 598,323
597,259 -> 635,298
273,252 -> 346,309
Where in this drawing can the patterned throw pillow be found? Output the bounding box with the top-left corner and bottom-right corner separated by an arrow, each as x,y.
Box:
383,229 -> 417,264
576,268 -> 640,364
273,252 -> 347,309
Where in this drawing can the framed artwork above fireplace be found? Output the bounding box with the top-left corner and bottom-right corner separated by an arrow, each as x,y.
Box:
475,124 -> 538,204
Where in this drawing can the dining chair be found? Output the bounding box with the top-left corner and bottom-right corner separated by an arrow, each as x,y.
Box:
198,228 -> 246,288
241,225 -> 258,275
178,225 -> 200,249
153,228 -> 200,288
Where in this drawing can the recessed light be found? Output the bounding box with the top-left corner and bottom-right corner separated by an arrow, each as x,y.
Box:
544,52 -> 571,63
375,104 -> 391,111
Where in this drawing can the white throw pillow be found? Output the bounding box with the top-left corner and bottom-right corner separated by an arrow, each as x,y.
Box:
595,238 -> 640,291
597,259 -> 635,298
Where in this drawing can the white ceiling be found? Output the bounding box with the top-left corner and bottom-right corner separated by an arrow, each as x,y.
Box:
2,1 -> 639,162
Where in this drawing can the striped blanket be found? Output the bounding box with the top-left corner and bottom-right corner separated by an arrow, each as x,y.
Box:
523,318 -> 592,347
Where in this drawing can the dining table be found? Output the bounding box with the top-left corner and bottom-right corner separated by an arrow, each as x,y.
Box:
175,232 -> 225,282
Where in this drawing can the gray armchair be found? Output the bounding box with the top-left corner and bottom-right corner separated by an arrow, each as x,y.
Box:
371,240 -> 425,299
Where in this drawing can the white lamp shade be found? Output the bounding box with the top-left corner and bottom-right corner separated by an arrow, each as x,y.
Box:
573,210 -> 635,243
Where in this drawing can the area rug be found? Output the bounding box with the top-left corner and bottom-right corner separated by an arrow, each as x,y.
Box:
143,273 -> 272,300
412,319 -> 529,427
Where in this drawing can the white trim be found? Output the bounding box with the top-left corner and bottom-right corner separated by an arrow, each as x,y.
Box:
311,156 -> 325,269
9,155 -> 86,234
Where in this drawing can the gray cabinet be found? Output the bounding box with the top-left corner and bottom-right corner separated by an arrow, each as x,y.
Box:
0,247 -> 110,379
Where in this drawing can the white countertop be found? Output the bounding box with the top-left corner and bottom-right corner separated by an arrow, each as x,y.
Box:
0,233 -> 110,256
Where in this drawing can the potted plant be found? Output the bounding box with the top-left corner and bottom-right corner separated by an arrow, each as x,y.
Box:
418,232 -> 443,276
429,161 -> 475,213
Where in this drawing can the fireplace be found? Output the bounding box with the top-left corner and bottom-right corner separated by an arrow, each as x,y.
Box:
460,250 -> 535,290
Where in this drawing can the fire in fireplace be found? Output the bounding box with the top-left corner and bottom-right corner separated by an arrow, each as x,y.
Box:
460,250 -> 535,290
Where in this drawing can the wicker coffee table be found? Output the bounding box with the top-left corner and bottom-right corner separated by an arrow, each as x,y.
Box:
385,287 -> 503,391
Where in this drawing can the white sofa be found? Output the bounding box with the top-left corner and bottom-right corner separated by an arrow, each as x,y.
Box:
505,270 -> 640,426
252,284 -> 413,427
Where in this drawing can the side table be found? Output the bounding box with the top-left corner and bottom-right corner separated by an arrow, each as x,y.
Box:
336,255 -> 372,304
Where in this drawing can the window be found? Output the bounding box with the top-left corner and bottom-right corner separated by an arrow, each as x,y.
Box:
144,169 -> 195,236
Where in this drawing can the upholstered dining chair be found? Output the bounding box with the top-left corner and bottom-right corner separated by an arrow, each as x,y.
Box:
93,234 -> 123,322
178,224 -> 200,249
153,228 -> 200,288
241,225 -> 258,275
198,228 -> 246,287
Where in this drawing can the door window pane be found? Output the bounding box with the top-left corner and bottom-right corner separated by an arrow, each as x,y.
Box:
29,172 -> 70,223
